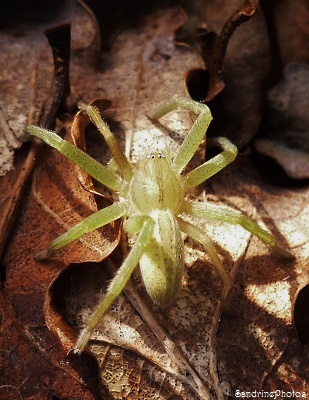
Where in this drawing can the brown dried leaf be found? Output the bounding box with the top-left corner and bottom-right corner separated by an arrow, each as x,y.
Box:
0,23 -> 71,265
0,290 -> 102,400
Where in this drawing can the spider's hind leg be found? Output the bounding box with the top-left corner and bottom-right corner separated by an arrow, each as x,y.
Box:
185,201 -> 293,259
178,218 -> 232,300
74,216 -> 155,353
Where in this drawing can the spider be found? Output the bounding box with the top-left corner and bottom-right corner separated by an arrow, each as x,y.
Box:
27,98 -> 288,353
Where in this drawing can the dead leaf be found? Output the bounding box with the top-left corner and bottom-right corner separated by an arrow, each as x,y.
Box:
0,290 -> 103,399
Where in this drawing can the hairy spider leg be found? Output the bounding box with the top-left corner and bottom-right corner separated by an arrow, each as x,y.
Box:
78,103 -> 134,181
151,98 -> 213,174
184,201 -> 292,258
35,202 -> 128,260
150,99 -> 238,189
27,126 -> 128,195
184,137 -> 237,190
74,216 -> 155,353
27,126 -> 130,260
178,219 -> 231,299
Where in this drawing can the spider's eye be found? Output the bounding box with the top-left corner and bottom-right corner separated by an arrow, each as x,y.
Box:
149,152 -> 164,160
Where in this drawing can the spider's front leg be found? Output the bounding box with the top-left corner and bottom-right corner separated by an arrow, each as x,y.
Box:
74,216 -> 155,353
151,98 -> 237,187
151,98 -> 212,173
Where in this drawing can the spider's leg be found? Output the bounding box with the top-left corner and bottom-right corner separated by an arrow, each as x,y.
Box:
74,216 -> 155,353
178,219 -> 231,299
27,126 -> 128,194
79,103 -> 133,181
36,202 -> 128,260
150,98 -> 213,173
185,201 -> 293,258
184,137 -> 237,190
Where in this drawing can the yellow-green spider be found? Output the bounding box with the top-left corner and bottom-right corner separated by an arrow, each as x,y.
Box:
27,98 -> 288,353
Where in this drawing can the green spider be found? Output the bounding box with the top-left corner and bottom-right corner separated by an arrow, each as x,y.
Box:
27,98 -> 287,353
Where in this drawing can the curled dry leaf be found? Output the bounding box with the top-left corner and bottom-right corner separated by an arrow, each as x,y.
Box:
40,106 -> 122,344
68,98 -> 113,195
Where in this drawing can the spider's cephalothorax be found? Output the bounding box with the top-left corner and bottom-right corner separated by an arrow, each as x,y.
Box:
27,98 -> 289,353
128,153 -> 184,214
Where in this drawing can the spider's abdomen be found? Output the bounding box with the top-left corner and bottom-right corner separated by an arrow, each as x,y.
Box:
128,155 -> 184,214
139,209 -> 184,306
